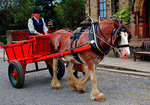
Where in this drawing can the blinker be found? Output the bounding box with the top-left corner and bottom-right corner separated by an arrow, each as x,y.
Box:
114,28 -> 131,48
116,29 -> 131,42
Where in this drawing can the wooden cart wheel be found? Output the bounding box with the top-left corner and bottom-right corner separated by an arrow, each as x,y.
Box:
48,58 -> 65,80
8,61 -> 25,88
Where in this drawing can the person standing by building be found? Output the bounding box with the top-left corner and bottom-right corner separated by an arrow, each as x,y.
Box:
28,9 -> 48,36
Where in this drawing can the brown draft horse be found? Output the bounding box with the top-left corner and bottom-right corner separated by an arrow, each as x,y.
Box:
50,18 -> 131,101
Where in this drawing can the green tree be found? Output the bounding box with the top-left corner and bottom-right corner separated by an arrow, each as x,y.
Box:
35,0 -> 55,24
10,0 -> 38,29
54,0 -> 85,28
116,6 -> 130,25
0,0 -> 14,35
0,0 -> 37,35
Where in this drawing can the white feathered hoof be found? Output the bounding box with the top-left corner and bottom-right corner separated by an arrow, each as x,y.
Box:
51,78 -> 62,89
90,92 -> 105,101
76,83 -> 85,93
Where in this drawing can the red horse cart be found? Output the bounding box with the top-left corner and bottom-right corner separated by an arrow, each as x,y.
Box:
1,35 -> 91,88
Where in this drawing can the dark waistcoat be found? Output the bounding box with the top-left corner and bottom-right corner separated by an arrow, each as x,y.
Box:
30,18 -> 44,36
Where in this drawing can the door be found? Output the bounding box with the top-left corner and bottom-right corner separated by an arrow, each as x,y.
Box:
143,0 -> 150,38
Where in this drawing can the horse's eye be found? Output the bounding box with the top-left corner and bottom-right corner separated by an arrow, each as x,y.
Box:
117,31 -> 121,35
116,35 -> 121,41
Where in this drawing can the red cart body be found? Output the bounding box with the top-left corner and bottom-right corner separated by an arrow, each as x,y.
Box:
1,35 -> 51,63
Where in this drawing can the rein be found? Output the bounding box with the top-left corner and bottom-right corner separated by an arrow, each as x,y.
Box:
89,22 -> 118,55
95,25 -> 118,51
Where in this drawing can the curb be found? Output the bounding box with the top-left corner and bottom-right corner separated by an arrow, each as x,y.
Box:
97,64 -> 150,77
97,64 -> 150,74
96,67 -> 150,77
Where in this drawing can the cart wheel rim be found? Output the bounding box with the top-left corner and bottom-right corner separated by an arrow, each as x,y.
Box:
10,68 -> 18,83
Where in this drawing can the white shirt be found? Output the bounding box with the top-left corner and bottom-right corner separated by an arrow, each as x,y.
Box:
28,17 -> 48,34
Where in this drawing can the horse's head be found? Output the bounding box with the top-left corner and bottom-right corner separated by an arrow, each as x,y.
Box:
112,21 -> 132,59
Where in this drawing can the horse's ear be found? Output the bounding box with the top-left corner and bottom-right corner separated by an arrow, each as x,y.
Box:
113,21 -> 119,29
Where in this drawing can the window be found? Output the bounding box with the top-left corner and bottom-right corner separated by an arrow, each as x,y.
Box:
98,0 -> 106,19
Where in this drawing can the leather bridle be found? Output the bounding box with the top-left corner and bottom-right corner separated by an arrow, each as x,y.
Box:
96,22 -> 132,49
113,24 -> 132,48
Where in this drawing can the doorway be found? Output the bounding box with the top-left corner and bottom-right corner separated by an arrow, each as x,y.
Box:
143,0 -> 150,38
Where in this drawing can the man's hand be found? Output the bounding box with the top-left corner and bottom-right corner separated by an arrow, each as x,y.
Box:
35,32 -> 43,35
44,32 -> 48,35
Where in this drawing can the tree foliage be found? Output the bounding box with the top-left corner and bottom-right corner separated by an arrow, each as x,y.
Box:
116,6 -> 130,25
0,0 -> 36,34
54,0 -> 85,28
35,0 -> 55,24
0,0 -> 14,34
11,0 -> 37,29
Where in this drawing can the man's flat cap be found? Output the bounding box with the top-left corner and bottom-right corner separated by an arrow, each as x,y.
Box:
33,9 -> 40,14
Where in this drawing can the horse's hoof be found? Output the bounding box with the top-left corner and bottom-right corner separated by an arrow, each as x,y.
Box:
76,84 -> 85,93
90,93 -> 105,101
53,86 -> 62,89
77,89 -> 85,93
52,84 -> 62,89
51,79 -> 62,89
68,77 -> 78,89
68,83 -> 76,89
95,94 -> 105,101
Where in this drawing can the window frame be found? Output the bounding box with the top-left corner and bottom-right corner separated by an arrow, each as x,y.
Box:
98,0 -> 107,19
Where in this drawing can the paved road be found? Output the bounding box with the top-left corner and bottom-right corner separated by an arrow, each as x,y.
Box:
0,57 -> 150,105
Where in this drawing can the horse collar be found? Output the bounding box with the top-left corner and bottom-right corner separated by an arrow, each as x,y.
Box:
89,23 -> 110,55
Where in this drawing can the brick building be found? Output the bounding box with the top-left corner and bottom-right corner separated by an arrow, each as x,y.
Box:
85,0 -> 150,41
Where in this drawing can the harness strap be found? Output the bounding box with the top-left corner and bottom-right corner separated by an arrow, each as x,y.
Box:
57,30 -> 84,63
71,48 -> 84,63
117,44 -> 129,48
97,23 -> 107,41
70,28 -> 84,64
57,32 -> 68,51
89,22 -> 111,55
89,24 -> 104,55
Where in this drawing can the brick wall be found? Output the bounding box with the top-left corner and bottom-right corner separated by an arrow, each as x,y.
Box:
85,0 -> 98,21
118,0 -> 129,11
90,0 -> 98,21
107,0 -> 112,21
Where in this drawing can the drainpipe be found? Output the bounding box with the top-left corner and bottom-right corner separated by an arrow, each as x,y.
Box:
89,0 -> 91,16
136,12 -> 139,36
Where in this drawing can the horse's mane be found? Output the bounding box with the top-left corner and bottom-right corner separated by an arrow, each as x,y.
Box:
97,15 -> 121,26
110,15 -> 122,24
